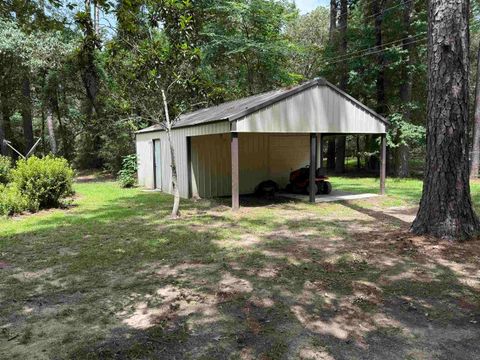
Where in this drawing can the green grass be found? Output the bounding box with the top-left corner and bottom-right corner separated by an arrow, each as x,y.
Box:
1,178 -> 480,359
331,176 -> 480,209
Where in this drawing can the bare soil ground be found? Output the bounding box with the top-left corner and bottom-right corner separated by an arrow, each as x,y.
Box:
1,182 -> 480,359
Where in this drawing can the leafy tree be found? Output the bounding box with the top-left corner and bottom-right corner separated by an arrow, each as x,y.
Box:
106,0 -> 207,217
202,0 -> 300,99
286,6 -> 329,79
0,17 -> 75,157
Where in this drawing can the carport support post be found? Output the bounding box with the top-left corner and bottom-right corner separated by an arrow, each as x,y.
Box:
309,133 -> 317,203
231,132 -> 240,210
380,134 -> 386,195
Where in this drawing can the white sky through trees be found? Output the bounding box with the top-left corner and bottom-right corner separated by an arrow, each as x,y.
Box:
295,0 -> 329,14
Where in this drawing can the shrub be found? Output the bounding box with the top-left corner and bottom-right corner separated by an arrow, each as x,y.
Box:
0,155 -> 12,184
11,156 -> 75,210
117,154 -> 137,188
0,184 -> 29,216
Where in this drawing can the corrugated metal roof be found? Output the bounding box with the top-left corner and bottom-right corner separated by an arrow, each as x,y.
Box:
137,78 -> 387,134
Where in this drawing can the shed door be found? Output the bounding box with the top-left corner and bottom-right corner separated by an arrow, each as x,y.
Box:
153,139 -> 162,190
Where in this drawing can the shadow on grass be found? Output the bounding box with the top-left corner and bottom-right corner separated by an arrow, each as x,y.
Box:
341,201 -> 412,227
1,187 -> 480,359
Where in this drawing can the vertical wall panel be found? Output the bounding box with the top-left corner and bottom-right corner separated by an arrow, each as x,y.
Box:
189,133 -> 311,197
235,85 -> 386,134
136,121 -> 230,197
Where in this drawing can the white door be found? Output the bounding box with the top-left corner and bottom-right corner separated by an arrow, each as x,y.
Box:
153,139 -> 162,190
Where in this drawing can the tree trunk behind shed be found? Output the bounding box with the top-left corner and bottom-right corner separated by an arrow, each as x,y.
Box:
21,76 -> 34,152
327,139 -> 336,170
1,93 -> 13,157
329,0 -> 337,41
46,107 -> 57,155
373,0 -> 386,115
471,44 -> 480,179
335,0 -> 348,173
0,105 -> 6,156
396,0 -> 414,178
335,136 -> 346,173
411,0 -> 479,240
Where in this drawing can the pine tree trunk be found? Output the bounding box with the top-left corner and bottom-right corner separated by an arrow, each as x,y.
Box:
373,0 -> 386,115
396,0 -> 414,178
21,76 -> 34,152
396,144 -> 409,177
0,104 -> 6,156
335,136 -> 346,173
327,139 -> 336,170
329,0 -> 338,41
41,106 -> 46,155
81,0 -> 100,117
411,0 -> 479,240
46,107 -> 57,155
356,136 -> 361,169
1,93 -> 13,157
161,89 -> 180,218
471,45 -> 480,179
335,0 -> 348,172
339,0 -> 348,90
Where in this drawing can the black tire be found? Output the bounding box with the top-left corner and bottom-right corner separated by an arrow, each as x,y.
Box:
320,181 -> 332,195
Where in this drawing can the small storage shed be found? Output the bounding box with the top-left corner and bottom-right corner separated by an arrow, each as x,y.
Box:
136,78 -> 388,209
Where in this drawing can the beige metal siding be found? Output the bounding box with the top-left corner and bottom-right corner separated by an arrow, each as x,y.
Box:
191,133 -> 270,197
136,132 -> 156,189
190,133 -> 311,197
191,134 -> 231,198
136,121 -> 230,197
235,86 -> 386,134
239,133 -> 270,194
268,135 -> 310,187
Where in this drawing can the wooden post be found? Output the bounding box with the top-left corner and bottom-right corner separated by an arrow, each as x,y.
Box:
380,134 -> 386,195
309,133 -> 317,203
231,132 -> 239,210
186,137 -> 192,198
319,134 -> 324,168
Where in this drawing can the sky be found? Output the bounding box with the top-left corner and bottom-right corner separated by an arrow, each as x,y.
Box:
296,0 -> 330,14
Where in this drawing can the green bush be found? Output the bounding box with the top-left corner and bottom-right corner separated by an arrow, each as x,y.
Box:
0,184 -> 29,216
11,156 -> 75,210
0,155 -> 12,184
117,154 -> 137,188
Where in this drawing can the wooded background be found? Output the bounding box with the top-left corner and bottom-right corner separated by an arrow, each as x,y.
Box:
0,0 -> 479,178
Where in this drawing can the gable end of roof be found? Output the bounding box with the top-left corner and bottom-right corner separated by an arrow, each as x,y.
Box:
136,77 -> 388,134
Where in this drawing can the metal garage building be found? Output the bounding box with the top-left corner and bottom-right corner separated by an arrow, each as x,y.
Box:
135,78 -> 388,209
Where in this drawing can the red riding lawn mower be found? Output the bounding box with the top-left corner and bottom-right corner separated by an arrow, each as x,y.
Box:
285,166 -> 332,195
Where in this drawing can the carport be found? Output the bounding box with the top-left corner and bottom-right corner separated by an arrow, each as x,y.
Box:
136,78 -> 388,210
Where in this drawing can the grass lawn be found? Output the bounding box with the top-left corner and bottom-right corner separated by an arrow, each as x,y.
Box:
1,177 -> 480,359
